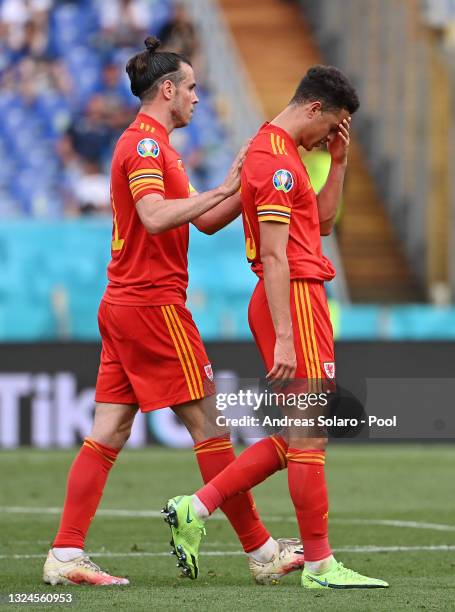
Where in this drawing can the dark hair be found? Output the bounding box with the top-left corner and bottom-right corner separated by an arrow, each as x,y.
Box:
290,65 -> 359,114
126,36 -> 191,101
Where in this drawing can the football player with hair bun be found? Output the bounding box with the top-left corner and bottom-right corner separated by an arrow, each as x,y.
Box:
43,36 -> 304,587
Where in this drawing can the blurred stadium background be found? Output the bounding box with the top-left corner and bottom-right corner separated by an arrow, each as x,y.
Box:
0,0 -> 454,444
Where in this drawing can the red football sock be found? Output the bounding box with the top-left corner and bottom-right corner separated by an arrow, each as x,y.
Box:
194,435 -> 268,553
195,434 -> 288,553
53,438 -> 120,549
287,448 -> 332,562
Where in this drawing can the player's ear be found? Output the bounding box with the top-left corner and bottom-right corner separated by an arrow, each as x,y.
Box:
307,101 -> 322,119
162,79 -> 175,101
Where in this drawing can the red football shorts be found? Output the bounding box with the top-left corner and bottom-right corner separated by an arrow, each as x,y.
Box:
95,301 -> 215,411
248,279 -> 336,387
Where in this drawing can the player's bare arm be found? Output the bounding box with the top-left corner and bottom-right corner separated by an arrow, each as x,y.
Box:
259,221 -> 297,383
136,142 -> 248,234
317,117 -> 351,235
192,190 -> 241,235
192,141 -> 252,234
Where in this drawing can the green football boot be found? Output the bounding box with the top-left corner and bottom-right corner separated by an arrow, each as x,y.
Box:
302,559 -> 389,589
161,495 -> 206,579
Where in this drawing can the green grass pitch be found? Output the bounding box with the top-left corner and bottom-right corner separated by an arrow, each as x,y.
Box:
1,445 -> 454,611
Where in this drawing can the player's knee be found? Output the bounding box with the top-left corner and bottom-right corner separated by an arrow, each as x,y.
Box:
114,420 -> 135,447
277,428 -> 289,444
189,428 -> 208,444
187,422 -> 229,444
91,404 -> 137,445
90,419 -> 134,449
90,431 -> 129,449
115,428 -> 133,448
288,436 -> 328,450
173,396 -> 228,443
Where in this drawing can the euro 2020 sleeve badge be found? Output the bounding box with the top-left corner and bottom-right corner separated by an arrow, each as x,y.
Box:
137,138 -> 160,158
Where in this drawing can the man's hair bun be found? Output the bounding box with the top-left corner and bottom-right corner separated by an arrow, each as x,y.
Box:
126,35 -> 191,101
144,36 -> 161,53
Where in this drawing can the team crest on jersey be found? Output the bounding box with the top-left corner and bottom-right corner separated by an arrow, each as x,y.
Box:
273,169 -> 294,193
204,364 -> 214,381
323,362 -> 336,379
137,138 -> 160,158
177,159 -> 184,171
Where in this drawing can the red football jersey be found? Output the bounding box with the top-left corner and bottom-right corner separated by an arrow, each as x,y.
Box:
241,122 -> 336,281
103,113 -> 193,306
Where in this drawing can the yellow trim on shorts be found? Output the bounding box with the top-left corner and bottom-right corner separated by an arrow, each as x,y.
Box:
161,306 -> 198,401
169,306 -> 204,398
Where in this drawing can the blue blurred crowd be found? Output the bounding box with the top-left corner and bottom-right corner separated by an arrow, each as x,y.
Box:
0,0 -> 232,218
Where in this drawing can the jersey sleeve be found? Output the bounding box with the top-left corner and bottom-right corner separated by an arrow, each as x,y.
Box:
122,136 -> 166,203
249,151 -> 295,224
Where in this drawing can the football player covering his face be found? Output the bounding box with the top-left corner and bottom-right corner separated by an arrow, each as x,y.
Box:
166,66 -> 389,590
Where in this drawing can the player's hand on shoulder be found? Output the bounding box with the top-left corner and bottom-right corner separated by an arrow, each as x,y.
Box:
267,334 -> 297,384
219,139 -> 252,197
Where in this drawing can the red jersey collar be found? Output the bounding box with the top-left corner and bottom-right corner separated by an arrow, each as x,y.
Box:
260,121 -> 298,153
134,113 -> 170,143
